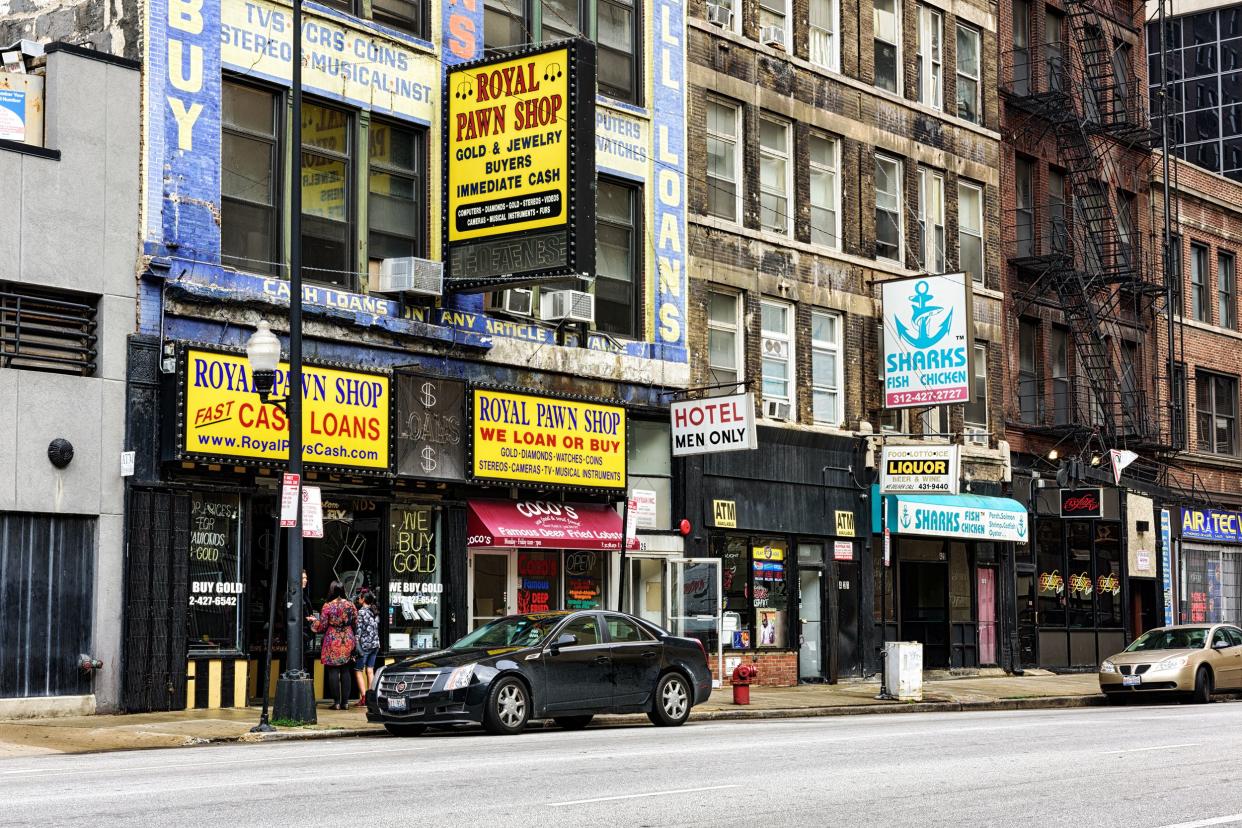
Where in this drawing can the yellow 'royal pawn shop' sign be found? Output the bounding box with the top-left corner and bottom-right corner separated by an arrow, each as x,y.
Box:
470,388 -> 625,491
181,350 -> 390,472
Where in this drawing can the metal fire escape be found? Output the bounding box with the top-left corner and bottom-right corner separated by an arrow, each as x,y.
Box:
1001,0 -> 1168,458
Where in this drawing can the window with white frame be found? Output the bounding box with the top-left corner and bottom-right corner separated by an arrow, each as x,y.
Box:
919,405 -> 945,437
958,179 -> 984,283
917,5 -> 943,110
758,0 -> 788,47
811,310 -> 843,425
877,322 -> 908,433
964,343 -> 988,441
706,99 -> 741,223
809,0 -> 838,70
809,133 -> 840,248
956,24 -> 982,123
707,290 -> 743,388
918,167 -> 946,272
759,116 -> 792,235
875,155 -> 904,263
874,0 -> 901,93
761,299 -> 795,413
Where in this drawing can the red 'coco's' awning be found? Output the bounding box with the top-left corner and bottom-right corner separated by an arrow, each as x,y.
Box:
467,500 -> 639,551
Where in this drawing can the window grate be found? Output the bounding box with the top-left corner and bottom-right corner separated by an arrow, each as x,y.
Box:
0,283 -> 98,376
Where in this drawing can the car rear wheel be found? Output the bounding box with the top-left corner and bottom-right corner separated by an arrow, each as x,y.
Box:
647,672 -> 691,727
483,676 -> 530,735
554,715 -> 593,731
1192,666 -> 1213,704
384,724 -> 427,737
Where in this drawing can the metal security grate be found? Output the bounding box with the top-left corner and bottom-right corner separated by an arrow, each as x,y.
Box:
0,283 -> 98,376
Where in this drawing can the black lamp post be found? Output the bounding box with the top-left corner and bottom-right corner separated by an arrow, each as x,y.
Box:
242,0 -> 317,721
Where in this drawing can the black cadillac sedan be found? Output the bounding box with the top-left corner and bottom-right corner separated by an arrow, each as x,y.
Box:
367,610 -> 713,736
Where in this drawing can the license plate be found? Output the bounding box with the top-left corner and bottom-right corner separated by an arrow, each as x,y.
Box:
1122,675 -> 1141,687
387,697 -> 407,711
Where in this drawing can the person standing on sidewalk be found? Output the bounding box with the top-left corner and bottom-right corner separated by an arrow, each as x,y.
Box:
352,592 -> 380,707
307,581 -> 357,710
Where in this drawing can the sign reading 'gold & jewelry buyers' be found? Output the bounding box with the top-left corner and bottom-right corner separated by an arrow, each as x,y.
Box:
445,40 -> 596,288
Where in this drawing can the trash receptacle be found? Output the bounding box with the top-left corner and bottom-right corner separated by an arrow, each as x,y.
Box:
883,641 -> 923,701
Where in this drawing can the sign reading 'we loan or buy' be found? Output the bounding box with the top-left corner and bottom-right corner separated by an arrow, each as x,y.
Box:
180,350 -> 390,472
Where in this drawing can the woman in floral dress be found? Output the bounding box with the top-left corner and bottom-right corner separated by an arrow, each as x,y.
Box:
307,581 -> 357,710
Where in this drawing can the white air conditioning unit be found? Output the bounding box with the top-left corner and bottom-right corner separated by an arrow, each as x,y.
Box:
964,427 -> 988,446
763,398 -> 792,421
706,2 -> 733,27
485,288 -> 534,316
375,257 -> 443,297
760,25 -> 786,48
541,289 -> 595,324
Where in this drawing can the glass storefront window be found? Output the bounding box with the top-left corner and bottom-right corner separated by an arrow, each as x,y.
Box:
1036,519 -> 1065,627
565,550 -> 605,609
517,550 -> 562,613
388,506 -> 442,651
1067,522 -> 1095,627
628,420 -> 672,530
753,539 -> 788,648
188,492 -> 244,654
1095,523 -> 1123,627
716,535 -> 751,647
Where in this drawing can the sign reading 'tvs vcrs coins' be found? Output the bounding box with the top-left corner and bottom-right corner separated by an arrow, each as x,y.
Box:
445,40 -> 596,288
181,350 -> 390,472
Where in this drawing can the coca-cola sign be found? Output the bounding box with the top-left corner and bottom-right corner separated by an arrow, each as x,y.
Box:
1060,488 -> 1103,519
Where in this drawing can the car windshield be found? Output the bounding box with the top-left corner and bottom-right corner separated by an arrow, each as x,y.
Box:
1125,628 -> 1208,652
451,615 -> 565,650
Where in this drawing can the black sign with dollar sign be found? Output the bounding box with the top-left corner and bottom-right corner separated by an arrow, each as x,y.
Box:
396,374 -> 467,481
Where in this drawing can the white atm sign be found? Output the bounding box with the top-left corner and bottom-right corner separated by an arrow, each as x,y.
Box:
671,393 -> 758,456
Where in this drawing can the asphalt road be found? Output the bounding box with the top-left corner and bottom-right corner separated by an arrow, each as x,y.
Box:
5,702 -> 1242,827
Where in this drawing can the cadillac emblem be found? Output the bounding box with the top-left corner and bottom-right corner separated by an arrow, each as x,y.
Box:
394,680 -> 408,694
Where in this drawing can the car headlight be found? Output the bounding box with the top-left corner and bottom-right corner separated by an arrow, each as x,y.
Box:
445,663 -> 476,691
1100,660 -> 1117,674
1156,655 -> 1190,671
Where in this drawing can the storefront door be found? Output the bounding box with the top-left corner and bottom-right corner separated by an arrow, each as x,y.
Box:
470,552 -> 511,629
669,558 -> 723,681
798,568 -> 824,681
977,566 -> 997,666
625,556 -> 667,625
836,561 -> 862,677
901,561 -> 950,669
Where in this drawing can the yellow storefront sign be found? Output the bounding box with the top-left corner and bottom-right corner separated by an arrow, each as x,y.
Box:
447,47 -> 570,242
182,350 -> 389,471
471,389 -> 625,490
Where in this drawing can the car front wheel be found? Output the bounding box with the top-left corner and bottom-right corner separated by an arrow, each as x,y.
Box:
384,724 -> 427,737
647,672 -> 691,727
1191,666 -> 1213,704
483,676 -> 530,735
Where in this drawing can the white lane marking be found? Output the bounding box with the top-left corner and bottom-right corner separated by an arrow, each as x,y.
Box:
1110,742 -> 1200,754
1156,814 -> 1242,828
549,784 -> 739,807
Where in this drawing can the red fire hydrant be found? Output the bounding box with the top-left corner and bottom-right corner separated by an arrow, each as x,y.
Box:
732,663 -> 758,705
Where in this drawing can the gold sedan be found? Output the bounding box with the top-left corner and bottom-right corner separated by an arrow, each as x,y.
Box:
1100,624 -> 1242,704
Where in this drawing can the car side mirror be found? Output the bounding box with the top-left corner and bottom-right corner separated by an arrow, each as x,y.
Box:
1214,640 -> 1231,650
549,633 -> 577,654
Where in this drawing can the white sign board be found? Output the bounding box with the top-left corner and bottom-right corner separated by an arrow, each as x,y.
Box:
302,485 -> 324,539
882,273 -> 973,409
630,489 -> 658,529
120,451 -> 135,477
880,445 -> 961,495
280,473 -> 301,528
671,393 -> 758,456
833,541 -> 854,561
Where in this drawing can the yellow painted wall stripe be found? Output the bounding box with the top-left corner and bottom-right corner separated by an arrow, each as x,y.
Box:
233,660 -> 248,708
313,660 -> 324,699
185,661 -> 196,711
207,660 -> 222,710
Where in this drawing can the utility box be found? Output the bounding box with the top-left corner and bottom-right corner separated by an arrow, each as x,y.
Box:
884,641 -> 923,701
0,72 -> 44,146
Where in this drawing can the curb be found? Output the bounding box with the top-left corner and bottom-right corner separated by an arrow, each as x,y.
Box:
213,694 -> 1106,745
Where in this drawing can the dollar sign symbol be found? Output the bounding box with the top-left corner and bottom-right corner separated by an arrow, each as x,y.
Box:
421,446 -> 438,472
420,381 -> 437,409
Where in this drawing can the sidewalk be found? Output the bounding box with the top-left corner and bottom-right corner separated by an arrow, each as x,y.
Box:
0,673 -> 1103,757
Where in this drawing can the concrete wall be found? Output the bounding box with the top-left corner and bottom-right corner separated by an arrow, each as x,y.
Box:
0,46 -> 139,713
0,0 -> 141,61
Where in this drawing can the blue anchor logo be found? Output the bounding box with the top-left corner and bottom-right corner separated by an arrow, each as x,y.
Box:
895,280 -> 954,350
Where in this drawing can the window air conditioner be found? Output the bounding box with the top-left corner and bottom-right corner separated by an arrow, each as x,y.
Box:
707,3 -> 733,27
375,257 -> 443,297
485,288 -> 534,316
964,427 -> 988,446
540,289 -> 595,324
760,25 -> 786,48
763,398 -> 792,421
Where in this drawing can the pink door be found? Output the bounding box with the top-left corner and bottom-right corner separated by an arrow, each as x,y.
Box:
977,568 -> 997,665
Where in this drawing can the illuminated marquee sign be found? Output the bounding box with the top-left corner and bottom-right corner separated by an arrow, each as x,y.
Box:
469,388 -> 626,491
445,40 -> 596,289
178,349 -> 390,473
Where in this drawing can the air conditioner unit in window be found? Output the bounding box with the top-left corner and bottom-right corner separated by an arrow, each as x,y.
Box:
763,398 -> 792,421
540,289 -> 595,324
964,427 -> 989,446
760,25 -> 786,48
706,3 -> 733,27
485,288 -> 534,316
375,257 -> 443,297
